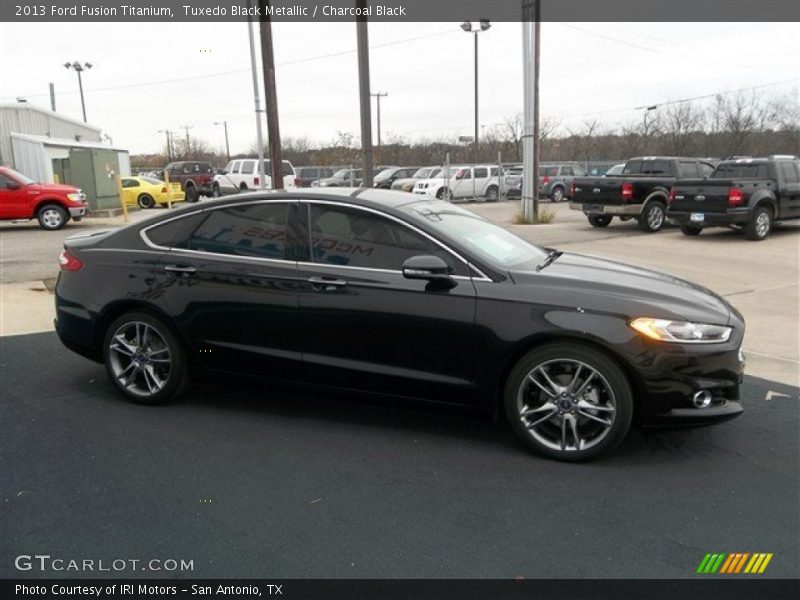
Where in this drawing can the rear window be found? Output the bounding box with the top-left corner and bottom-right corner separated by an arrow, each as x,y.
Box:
144,212 -> 209,248
623,160 -> 672,176
712,163 -> 769,179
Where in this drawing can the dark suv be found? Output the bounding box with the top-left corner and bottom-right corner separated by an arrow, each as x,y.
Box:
162,161 -> 215,202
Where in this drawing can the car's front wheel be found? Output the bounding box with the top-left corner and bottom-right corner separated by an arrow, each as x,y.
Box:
103,311 -> 189,405
37,204 -> 68,230
504,342 -> 633,461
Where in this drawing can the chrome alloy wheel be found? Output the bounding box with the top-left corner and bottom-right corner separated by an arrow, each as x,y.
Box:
41,208 -> 64,228
755,211 -> 770,238
516,359 -> 617,452
647,204 -> 665,230
108,321 -> 171,398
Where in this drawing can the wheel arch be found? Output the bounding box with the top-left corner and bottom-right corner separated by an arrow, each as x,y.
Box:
95,300 -> 197,368
33,198 -> 69,216
495,332 -> 646,422
750,192 -> 778,218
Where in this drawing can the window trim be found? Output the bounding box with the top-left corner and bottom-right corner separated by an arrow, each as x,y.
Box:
139,199 -> 490,281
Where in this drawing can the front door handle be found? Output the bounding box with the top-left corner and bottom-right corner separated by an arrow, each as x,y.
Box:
308,276 -> 347,290
164,264 -> 197,277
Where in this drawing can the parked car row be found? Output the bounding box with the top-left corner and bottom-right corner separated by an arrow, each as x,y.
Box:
569,155 -> 800,240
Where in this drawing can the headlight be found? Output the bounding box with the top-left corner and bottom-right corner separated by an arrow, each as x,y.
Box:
630,318 -> 732,344
67,193 -> 83,202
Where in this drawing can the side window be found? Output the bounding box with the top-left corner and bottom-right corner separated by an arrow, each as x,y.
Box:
188,203 -> 290,260
574,166 -> 586,176
699,163 -> 715,178
778,162 -> 800,184
229,161 -> 240,173
308,205 -> 467,275
474,167 -> 488,178
121,178 -> 139,188
490,167 -> 500,176
0,174 -> 12,189
144,212 -> 210,249
240,161 -> 255,175
561,166 -> 574,176
456,168 -> 472,180
678,161 -> 699,179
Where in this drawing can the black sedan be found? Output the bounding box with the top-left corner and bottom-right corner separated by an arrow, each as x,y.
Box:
54,189 -> 745,461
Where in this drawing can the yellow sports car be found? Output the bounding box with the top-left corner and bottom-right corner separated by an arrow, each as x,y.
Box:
120,176 -> 185,209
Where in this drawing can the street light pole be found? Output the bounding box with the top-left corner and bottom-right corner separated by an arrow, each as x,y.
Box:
370,92 -> 388,164
215,121 -> 231,161
461,20 -> 490,198
63,61 -> 93,122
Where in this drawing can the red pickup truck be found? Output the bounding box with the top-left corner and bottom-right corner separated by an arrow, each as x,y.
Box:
0,166 -> 89,230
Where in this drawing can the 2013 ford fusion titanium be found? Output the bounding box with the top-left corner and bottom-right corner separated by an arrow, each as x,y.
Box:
54,188 -> 745,461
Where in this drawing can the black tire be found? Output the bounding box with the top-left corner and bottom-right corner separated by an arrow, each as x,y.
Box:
503,342 -> 633,461
588,215 -> 612,228
550,186 -> 566,203
212,183 -> 221,198
185,184 -> 199,203
137,193 -> 155,209
485,185 -> 499,202
680,224 -> 703,237
103,311 -> 189,405
239,183 -> 248,193
745,205 -> 773,241
37,204 -> 68,230
637,198 -> 667,232
436,187 -> 447,200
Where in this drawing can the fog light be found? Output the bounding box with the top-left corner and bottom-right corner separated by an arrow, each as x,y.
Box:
693,390 -> 713,409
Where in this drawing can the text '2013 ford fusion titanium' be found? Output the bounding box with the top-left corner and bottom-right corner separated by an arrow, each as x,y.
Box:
54,188 -> 745,461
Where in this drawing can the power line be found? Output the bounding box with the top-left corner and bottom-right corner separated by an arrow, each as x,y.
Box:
1,29 -> 458,101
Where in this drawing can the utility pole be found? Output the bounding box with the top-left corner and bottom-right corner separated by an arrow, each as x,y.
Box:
180,125 -> 193,158
258,0 -> 284,189
215,121 -> 231,161
158,129 -> 174,162
247,0 -> 267,189
49,83 -> 56,112
371,92 -> 388,164
356,0 -> 374,188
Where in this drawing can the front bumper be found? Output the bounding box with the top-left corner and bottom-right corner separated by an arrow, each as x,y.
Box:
68,204 -> 87,218
570,202 -> 642,216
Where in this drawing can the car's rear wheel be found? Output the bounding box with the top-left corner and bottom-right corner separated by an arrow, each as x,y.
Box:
745,205 -> 772,241
504,342 -> 633,461
485,185 -> 499,202
37,204 -> 68,230
212,183 -> 221,197
588,215 -> 612,228
638,198 -> 667,232
103,311 -> 189,405
550,186 -> 565,203
137,193 -> 155,209
680,224 -> 703,236
239,183 -> 248,192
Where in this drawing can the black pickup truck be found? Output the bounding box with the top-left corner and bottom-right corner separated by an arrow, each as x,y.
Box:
569,157 -> 717,232
668,156 -> 800,241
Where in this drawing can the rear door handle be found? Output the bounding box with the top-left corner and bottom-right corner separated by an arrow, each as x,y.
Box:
308,276 -> 347,290
164,264 -> 197,277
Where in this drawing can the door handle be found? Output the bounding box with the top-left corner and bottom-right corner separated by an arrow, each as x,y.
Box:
163,264 -> 197,277
308,276 -> 347,290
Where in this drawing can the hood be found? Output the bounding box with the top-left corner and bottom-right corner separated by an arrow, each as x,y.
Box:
511,252 -> 732,326
30,183 -> 80,194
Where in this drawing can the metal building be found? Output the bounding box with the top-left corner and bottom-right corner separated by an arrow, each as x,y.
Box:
1,103 -> 131,211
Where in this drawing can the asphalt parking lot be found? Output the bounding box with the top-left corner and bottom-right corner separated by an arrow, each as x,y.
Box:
1,197 -> 798,581
1,331 -> 798,579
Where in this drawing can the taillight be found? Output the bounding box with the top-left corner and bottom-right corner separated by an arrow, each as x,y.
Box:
253,177 -> 259,186
161,187 -> 168,193
59,249 -> 83,272
728,187 -> 745,207
621,182 -> 634,201
542,175 -> 550,185
570,182 -> 576,196
668,187 -> 676,205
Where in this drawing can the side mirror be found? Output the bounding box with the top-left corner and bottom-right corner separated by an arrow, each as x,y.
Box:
402,255 -> 452,282
6,181 -> 20,190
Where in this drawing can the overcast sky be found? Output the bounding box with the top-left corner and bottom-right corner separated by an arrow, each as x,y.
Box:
0,21 -> 797,156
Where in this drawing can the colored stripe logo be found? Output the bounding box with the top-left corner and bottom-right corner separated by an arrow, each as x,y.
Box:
697,553 -> 773,574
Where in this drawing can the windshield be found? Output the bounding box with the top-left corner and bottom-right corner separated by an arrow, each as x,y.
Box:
401,200 -> 548,271
374,168 -> 394,181
413,167 -> 434,178
332,169 -> 350,179
3,167 -> 35,185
